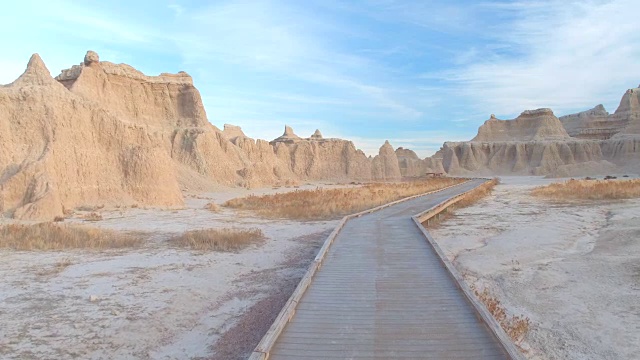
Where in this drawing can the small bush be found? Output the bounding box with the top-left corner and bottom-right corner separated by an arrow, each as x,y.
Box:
83,212 -> 103,221
53,216 -> 65,222
204,202 -> 221,212
0,223 -> 143,250
169,228 -> 264,251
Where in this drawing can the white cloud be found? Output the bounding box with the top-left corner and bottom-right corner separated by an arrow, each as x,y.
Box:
170,1 -> 423,120
434,0 -> 640,116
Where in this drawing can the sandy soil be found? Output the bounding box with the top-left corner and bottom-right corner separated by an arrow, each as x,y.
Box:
430,176 -> 640,359
0,184 -> 341,360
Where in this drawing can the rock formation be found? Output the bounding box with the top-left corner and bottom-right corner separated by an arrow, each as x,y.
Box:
310,129 -> 323,139
270,126 -> 373,181
271,125 -> 302,144
1,53 -> 184,220
396,147 -> 444,177
1,51 -> 404,219
472,108 -> 570,142
222,124 -> 247,140
558,104 -> 616,139
431,86 -> 640,177
611,86 -> 640,137
372,141 -> 402,181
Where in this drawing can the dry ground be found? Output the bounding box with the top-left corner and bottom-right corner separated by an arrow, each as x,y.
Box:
429,176 -> 640,359
0,183 -> 343,360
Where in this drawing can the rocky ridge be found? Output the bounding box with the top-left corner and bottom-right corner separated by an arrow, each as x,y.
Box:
1,51 -> 405,220
430,86 -> 640,177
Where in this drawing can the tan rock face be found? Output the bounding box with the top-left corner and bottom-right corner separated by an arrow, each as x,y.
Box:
222,124 -> 246,140
612,86 -> 640,137
472,108 -> 570,142
395,147 -> 443,177
271,125 -> 302,144
2,51 -> 407,219
372,141 -> 401,181
1,55 -> 184,220
84,50 -> 99,66
435,87 -> 640,177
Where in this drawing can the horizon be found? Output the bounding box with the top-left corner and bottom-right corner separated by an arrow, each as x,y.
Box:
1,0 -> 638,157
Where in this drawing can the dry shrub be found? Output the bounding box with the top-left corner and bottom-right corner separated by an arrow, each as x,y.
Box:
36,258 -> 73,277
426,178 -> 499,228
169,228 -> 264,251
223,178 -> 465,220
204,202 -> 221,212
456,178 -> 499,207
0,223 -> 142,250
475,288 -> 531,344
83,212 -> 103,221
53,216 -> 65,222
532,178 -> 640,200
77,205 -> 96,211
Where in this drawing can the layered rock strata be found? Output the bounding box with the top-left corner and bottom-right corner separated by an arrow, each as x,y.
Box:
434,88 -> 640,176
1,51 -> 405,219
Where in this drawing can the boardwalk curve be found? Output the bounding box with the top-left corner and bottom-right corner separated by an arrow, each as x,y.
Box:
251,180 -> 523,359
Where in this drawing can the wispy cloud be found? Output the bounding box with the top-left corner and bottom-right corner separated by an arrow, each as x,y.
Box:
432,0 -> 640,116
169,0 -> 424,120
2,0 -> 638,155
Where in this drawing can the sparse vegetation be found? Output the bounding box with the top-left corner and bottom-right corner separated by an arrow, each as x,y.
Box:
456,178 -> 500,207
82,212 -> 103,221
204,202 -> 221,212
169,228 -> 264,251
223,178 -> 465,220
36,258 -> 74,277
0,223 -> 142,250
475,287 -> 531,345
425,178 -> 499,227
532,178 -> 640,200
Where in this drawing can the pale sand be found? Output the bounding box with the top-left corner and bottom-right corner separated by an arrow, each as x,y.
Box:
0,184 -> 343,360
430,176 -> 640,359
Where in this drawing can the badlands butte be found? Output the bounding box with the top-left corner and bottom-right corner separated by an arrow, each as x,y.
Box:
1,51 -> 640,221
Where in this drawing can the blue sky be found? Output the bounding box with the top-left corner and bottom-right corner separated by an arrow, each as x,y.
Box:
1,0 -> 639,157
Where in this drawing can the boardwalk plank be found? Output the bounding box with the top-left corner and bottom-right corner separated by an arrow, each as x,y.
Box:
267,180 -> 512,359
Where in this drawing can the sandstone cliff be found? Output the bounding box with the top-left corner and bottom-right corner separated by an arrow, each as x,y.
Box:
270,126 -> 373,181
1,52 -> 404,219
372,141 -> 402,181
472,109 -> 570,142
0,54 -> 184,220
434,86 -> 640,177
395,147 -> 444,177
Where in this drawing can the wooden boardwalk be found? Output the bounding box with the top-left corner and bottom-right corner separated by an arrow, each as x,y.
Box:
258,180 -> 517,359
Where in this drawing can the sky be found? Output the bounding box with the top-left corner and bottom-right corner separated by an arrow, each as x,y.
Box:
1,0 -> 639,157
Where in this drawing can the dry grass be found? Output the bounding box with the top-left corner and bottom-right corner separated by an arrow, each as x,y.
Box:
531,178 -> 640,200
457,178 -> 500,207
36,258 -> 74,277
82,212 -> 103,221
475,287 -> 531,345
223,178 -> 465,220
169,228 -> 264,251
0,223 -> 143,250
425,178 -> 499,228
204,202 -> 221,212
